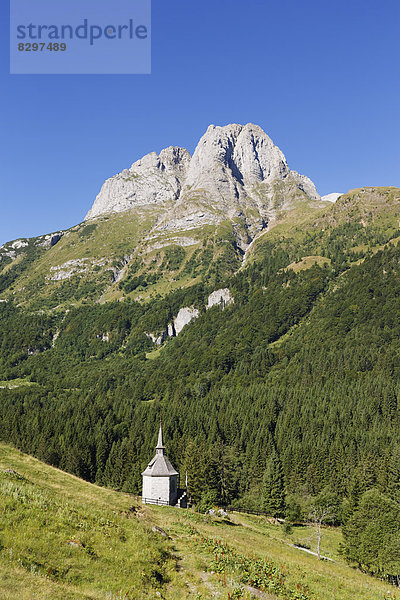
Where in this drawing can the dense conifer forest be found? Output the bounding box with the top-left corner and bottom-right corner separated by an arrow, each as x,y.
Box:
0,187 -> 399,584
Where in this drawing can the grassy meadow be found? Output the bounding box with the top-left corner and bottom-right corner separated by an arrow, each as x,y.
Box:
0,442 -> 395,600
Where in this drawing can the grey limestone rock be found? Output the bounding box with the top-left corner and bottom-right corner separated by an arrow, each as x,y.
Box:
173,306 -> 200,335
146,305 -> 200,345
145,330 -> 168,345
151,526 -> 168,538
290,171 -> 320,201
11,240 -> 28,249
207,288 -> 234,309
39,233 -> 63,248
85,123 -> 321,247
184,123 -> 289,194
85,146 -> 191,220
158,123 -> 295,237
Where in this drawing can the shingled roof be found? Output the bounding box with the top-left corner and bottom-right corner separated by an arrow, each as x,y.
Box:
141,422 -> 179,477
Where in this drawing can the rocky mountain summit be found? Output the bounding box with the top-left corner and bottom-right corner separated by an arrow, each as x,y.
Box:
86,123 -> 322,248
6,124 -> 394,313
85,146 -> 191,220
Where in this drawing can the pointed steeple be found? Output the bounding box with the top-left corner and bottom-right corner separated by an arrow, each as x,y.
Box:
141,418 -> 179,479
156,419 -> 165,455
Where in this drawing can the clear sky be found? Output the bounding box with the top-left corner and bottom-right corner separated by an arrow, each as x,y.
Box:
1,0 -> 399,245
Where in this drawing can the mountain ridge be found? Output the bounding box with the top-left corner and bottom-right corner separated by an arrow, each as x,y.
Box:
85,123 -> 323,249
0,186 -> 399,312
1,122 -> 348,309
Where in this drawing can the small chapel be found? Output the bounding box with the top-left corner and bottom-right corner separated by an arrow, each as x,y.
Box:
142,421 -> 187,507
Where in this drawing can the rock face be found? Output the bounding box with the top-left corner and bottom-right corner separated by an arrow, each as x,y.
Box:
11,240 -> 28,249
39,233 -> 63,248
207,288 -> 234,309
145,291 -> 235,346
291,171 -> 320,201
173,306 -> 200,335
85,123 -> 321,246
85,146 -> 191,220
145,331 -> 168,345
184,123 -> 289,199
48,259 -> 90,281
146,305 -> 200,345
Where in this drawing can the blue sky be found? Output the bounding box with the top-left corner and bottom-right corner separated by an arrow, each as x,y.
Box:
1,0 -> 399,245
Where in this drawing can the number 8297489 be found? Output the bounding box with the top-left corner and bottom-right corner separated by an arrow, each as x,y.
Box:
18,43 -> 67,51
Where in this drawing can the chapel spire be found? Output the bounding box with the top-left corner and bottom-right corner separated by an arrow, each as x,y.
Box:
156,419 -> 165,455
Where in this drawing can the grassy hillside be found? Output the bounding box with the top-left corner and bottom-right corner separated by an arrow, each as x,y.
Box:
0,442 -> 392,600
0,442 -> 177,600
0,211 -> 244,309
1,187 -> 399,311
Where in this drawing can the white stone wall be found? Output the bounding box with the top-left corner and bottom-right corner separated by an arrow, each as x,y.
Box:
142,475 -> 153,502
142,475 -> 179,505
143,476 -> 170,504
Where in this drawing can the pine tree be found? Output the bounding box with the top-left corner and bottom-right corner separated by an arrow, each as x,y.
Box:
388,444 -> 400,504
262,450 -> 285,518
343,488 -> 400,583
210,442 -> 240,506
181,441 -> 209,505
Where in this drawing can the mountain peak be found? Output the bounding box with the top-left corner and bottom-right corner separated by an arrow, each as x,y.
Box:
187,122 -> 288,188
85,123 -> 320,245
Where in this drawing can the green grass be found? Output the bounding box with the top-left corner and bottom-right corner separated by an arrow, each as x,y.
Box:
4,187 -> 400,310
0,212 -> 234,308
0,443 -> 177,600
0,443 -> 395,599
244,187 -> 400,273
2,209 -> 162,308
146,347 -> 162,360
284,255 -> 331,273
152,510 -> 392,600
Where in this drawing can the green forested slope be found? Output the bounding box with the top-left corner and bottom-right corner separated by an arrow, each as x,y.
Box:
0,189 -> 399,582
